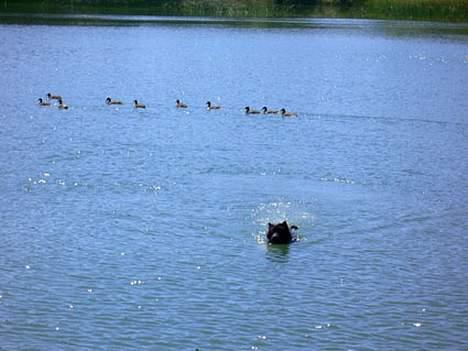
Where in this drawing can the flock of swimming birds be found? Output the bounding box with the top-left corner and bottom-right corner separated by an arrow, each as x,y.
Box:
37,93 -> 298,117
37,92 -> 300,243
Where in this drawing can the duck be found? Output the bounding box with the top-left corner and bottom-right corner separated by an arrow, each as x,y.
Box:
280,108 -> 297,117
134,100 -> 146,109
176,99 -> 188,108
106,97 -> 123,105
261,106 -> 279,114
206,101 -> 221,110
37,98 -> 51,106
47,93 -> 62,100
57,99 -> 69,110
244,106 -> 261,114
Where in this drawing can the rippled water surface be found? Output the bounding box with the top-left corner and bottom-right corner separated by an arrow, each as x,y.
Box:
0,17 -> 467,350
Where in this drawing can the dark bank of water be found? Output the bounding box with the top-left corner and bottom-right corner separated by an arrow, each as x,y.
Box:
0,16 -> 467,351
1,0 -> 468,22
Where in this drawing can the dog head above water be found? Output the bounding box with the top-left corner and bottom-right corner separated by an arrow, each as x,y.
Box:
267,221 -> 297,244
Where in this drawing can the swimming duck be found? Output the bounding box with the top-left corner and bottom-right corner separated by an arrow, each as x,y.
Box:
37,98 -> 51,106
244,106 -> 260,114
57,99 -> 69,110
106,97 -> 123,105
47,93 -> 62,100
280,108 -> 297,117
134,100 -> 146,109
261,106 -> 279,114
206,101 -> 221,110
176,99 -> 188,108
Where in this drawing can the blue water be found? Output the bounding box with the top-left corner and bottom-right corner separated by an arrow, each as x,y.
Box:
0,17 -> 467,350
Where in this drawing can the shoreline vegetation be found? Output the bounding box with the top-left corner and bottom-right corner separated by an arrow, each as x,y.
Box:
0,0 -> 467,22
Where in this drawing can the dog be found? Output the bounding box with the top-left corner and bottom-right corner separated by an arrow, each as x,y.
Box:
267,221 -> 298,244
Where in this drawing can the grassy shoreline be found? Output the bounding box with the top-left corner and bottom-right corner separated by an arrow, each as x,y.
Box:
1,0 -> 467,22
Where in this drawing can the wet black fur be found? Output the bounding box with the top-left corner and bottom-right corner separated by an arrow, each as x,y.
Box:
267,221 -> 298,244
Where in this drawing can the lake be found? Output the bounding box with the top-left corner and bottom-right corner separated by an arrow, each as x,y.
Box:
0,16 -> 467,350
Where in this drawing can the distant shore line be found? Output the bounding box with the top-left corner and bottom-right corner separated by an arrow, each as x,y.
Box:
1,0 -> 468,22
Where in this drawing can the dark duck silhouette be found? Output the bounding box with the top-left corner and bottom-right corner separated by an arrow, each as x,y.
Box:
176,99 -> 188,108
261,106 -> 279,114
133,100 -> 146,109
106,97 -> 123,105
47,93 -> 62,100
206,101 -> 221,110
280,108 -> 297,117
37,98 -> 51,106
244,106 -> 260,114
57,99 -> 69,110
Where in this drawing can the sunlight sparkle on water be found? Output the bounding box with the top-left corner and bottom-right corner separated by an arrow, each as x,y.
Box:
1,18 -> 466,351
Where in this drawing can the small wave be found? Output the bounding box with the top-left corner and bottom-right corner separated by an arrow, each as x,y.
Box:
251,201 -> 314,244
145,184 -> 162,193
320,176 -> 355,184
129,280 -> 144,286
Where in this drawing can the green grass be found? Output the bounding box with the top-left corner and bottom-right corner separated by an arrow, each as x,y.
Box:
1,0 -> 467,22
364,0 -> 468,22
